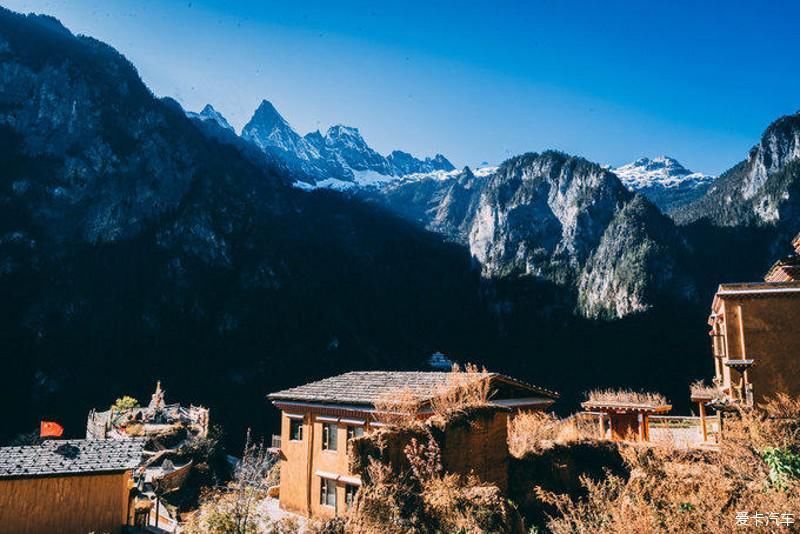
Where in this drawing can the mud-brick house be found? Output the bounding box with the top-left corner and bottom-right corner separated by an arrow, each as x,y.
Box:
0,439 -> 145,534
704,233 -> 800,408
267,371 -> 558,519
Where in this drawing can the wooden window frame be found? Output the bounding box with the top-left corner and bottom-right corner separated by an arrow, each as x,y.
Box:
322,422 -> 338,451
289,418 -> 303,441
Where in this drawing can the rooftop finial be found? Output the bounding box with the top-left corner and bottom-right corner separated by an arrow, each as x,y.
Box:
149,380 -> 165,410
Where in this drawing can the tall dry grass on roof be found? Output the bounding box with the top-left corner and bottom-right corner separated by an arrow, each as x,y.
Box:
585,388 -> 668,408
373,364 -> 493,427
509,411 -> 606,456
373,388 -> 423,427
689,380 -> 719,400
429,363 -> 492,419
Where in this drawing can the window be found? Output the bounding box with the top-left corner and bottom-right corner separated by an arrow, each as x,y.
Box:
320,477 -> 337,507
322,423 -> 338,451
346,425 -> 364,442
345,484 -> 358,509
289,418 -> 303,441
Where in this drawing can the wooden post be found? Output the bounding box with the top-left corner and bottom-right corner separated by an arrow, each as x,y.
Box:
597,413 -> 604,438
698,401 -> 708,442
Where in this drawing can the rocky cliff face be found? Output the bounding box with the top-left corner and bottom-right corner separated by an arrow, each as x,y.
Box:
370,152 -> 694,318
676,112 -> 800,227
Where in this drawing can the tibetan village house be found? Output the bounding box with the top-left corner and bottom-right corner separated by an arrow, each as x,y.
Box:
267,371 -> 558,519
0,439 -> 145,534
87,381 -> 209,444
704,233 -> 800,409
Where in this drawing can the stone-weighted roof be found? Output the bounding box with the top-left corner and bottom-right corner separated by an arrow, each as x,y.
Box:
268,371 -> 558,406
0,439 -> 145,478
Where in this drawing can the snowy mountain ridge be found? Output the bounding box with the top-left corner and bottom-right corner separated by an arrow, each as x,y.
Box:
232,99 -> 454,185
612,156 -> 715,214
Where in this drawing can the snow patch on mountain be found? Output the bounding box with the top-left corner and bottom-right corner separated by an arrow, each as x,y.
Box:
613,156 -> 715,214
614,156 -> 714,189
186,104 -> 234,132
239,100 -> 454,185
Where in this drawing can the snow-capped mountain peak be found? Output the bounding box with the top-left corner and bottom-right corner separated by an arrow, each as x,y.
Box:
238,99 -> 456,186
613,156 -> 716,214
186,104 -> 234,132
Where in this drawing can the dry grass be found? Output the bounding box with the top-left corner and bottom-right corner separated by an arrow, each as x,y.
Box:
690,380 -> 720,400
584,388 -> 668,408
429,363 -> 492,418
373,387 -> 423,427
347,430 -> 522,533
509,411 -> 605,457
373,363 -> 493,428
535,395 -> 800,533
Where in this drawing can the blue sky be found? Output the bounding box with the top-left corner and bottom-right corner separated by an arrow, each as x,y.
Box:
6,0 -> 800,173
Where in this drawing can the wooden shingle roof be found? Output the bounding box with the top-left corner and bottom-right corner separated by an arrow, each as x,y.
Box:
268,371 -> 558,406
0,439 -> 145,478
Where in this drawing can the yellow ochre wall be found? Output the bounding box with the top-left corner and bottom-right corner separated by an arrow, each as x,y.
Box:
277,410 -> 363,518
719,295 -> 800,403
0,471 -> 131,534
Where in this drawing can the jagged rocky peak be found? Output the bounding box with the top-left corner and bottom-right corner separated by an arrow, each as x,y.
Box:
250,99 -> 290,129
469,151 -> 633,278
388,150 -> 455,175
740,112 -> 800,200
241,100 -> 320,161
676,111 -> 800,226
186,104 -> 234,132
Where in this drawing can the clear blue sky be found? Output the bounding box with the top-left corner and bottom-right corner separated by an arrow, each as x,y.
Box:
6,1 -> 800,173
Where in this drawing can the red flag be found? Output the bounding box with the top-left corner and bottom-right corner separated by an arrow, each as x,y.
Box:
40,421 -> 64,438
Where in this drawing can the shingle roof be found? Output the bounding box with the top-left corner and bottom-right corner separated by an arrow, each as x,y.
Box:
0,439 -> 145,478
268,371 -> 558,406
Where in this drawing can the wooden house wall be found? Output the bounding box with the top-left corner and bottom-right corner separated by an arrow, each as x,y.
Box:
0,471 -> 130,534
729,295 -> 800,403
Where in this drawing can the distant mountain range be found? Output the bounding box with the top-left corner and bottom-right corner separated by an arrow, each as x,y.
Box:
217,99 -> 455,186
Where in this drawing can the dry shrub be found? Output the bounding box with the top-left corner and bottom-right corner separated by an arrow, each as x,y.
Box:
347,429 -> 523,533
509,411 -> 604,457
346,459 -> 422,534
585,388 -> 668,408
373,387 -> 423,428
537,395 -> 800,534
429,363 -> 492,418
